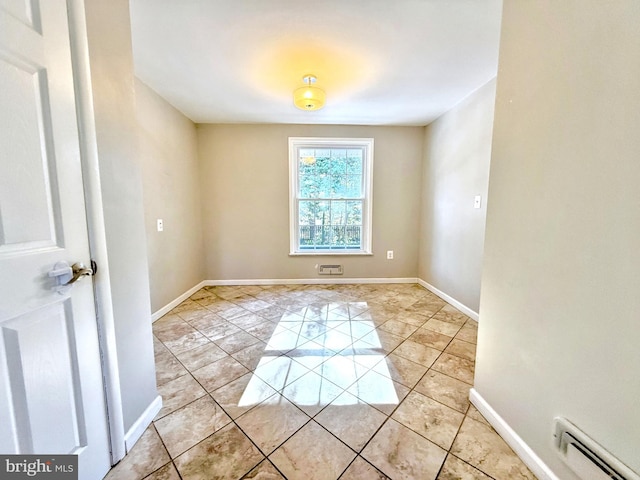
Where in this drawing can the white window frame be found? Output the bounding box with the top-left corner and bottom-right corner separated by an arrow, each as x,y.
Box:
289,137 -> 374,255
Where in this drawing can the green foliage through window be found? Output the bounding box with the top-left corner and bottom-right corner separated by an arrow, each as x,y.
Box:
297,147 -> 364,250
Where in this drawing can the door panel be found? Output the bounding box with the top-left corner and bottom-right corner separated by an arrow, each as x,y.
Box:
0,1 -> 111,479
3,301 -> 85,454
0,54 -> 61,252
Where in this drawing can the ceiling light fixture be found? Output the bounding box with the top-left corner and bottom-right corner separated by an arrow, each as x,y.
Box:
293,74 -> 326,111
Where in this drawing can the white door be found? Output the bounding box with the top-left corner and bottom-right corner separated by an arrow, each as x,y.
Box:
0,1 -> 111,479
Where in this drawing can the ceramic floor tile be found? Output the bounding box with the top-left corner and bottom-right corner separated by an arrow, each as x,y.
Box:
393,312 -> 430,327
450,417 -> 536,479
281,370 -> 344,416
378,319 -> 419,338
171,299 -> 200,314
155,373 -> 207,419
269,420 -> 356,480
155,396 -> 232,458
455,323 -> 479,344
235,298 -> 273,313
177,308 -> 211,324
339,457 -> 390,479
153,316 -> 194,342
394,339 -> 441,368
192,355 -> 249,391
414,369 -> 471,413
287,345 -> 333,370
210,371 -> 278,419
241,459 -> 285,479
174,423 -> 263,480
174,342 -> 228,371
215,330 -> 261,354
243,321 -> 280,342
313,355 -> 366,389
431,308 -> 468,326
431,353 -> 475,385
235,393 -> 310,454
155,350 -> 188,387
408,328 -> 453,350
347,369 -> 410,415
253,355 -> 310,390
466,404 -> 491,426
315,391 -> 387,452
391,391 -> 464,450
230,312 -> 271,329
444,338 -> 477,362
313,329 -> 355,352
373,352 -> 428,388
184,310 -> 225,328
256,305 -> 288,321
104,425 -> 169,480
163,331 -> 210,356
360,329 -> 405,353
436,454 -> 492,480
423,318 -> 463,337
196,319 -> 242,342
361,419 -> 447,480
265,329 -> 307,352
297,320 -> 330,340
216,304 -> 250,321
332,320 -> 377,340
231,340 -> 270,370
144,462 -> 180,480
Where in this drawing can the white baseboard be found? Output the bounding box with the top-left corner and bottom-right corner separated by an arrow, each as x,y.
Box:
469,389 -> 559,480
123,395 -> 162,453
417,278 -> 479,322
151,281 -> 207,322
204,277 -> 419,286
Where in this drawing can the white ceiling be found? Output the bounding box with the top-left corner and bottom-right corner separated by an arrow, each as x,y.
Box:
129,0 -> 503,126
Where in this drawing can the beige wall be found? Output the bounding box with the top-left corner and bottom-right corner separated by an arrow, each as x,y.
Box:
136,79 -> 205,313
83,0 -> 157,432
197,124 -> 423,281
419,79 -> 496,313
477,1 -> 640,478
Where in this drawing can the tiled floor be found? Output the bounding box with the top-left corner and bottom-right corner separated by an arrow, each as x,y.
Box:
105,283 -> 535,480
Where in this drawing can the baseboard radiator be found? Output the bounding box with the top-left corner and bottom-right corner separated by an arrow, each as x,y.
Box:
554,418 -> 639,480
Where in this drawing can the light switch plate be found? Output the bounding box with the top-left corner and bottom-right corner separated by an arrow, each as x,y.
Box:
474,195 -> 482,209
157,219 -> 164,232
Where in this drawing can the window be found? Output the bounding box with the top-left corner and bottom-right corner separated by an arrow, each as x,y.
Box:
289,137 -> 373,255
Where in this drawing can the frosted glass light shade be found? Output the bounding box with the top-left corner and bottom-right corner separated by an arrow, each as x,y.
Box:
293,85 -> 326,110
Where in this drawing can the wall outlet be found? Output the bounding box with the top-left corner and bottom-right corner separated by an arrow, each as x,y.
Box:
157,219 -> 164,232
387,250 -> 394,260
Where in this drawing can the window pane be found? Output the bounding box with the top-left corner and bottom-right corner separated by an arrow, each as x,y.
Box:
331,226 -> 346,246
317,174 -> 331,198
345,175 -> 362,197
346,225 -> 361,245
346,201 -> 362,225
330,201 -> 346,225
331,149 -> 347,168
314,201 -> 330,226
346,150 -> 363,174
330,175 -> 347,198
299,174 -> 318,198
298,201 -> 315,225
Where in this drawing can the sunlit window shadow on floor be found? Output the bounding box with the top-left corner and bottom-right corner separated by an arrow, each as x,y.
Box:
238,302 -> 399,410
